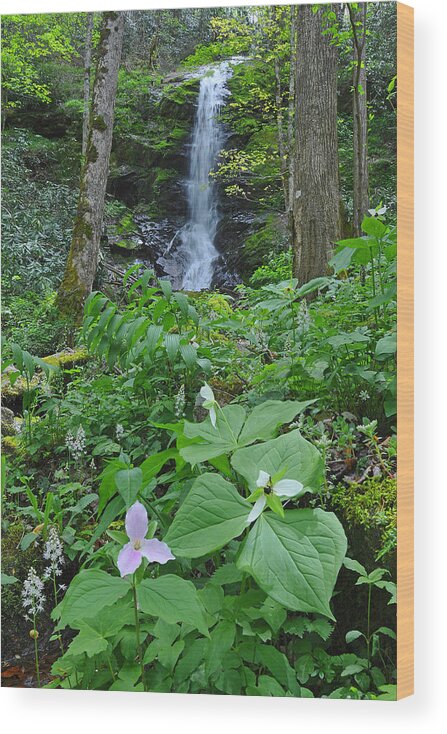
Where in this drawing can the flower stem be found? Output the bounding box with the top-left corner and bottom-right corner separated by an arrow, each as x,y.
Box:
132,576 -> 146,691
33,613 -> 41,687
52,572 -> 64,655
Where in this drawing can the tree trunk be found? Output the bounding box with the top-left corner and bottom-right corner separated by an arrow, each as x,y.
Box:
291,4 -> 340,285
57,12 -> 124,319
349,3 -> 369,236
82,13 -> 94,157
287,5 -> 297,218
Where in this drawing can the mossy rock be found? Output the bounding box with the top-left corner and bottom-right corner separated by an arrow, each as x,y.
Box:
1,435 -> 22,456
40,348 -> 89,369
2,349 -> 89,409
1,407 -> 17,437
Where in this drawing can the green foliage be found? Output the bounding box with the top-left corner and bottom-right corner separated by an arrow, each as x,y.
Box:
332,477 -> 397,560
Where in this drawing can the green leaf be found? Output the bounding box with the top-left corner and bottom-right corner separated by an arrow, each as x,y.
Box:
256,643 -> 300,695
115,467 -> 142,508
361,215 -> 387,238
138,575 -> 209,636
330,246 -> 356,273
265,492 -> 284,517
181,405 -> 247,465
231,429 -> 324,495
346,630 -> 364,644
206,620 -> 236,676
375,333 -> 397,359
53,570 -> 130,626
343,557 -> 367,576
66,602 -> 133,658
164,333 -> 180,362
238,400 -> 315,445
164,473 -> 249,557
1,573 -> 18,585
236,509 -> 347,618
180,343 -> 198,368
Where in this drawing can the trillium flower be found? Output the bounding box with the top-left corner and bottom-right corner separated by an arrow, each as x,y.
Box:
246,470 -> 304,524
199,383 -> 218,428
117,501 -> 174,577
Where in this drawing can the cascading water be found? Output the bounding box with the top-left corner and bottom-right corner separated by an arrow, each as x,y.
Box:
162,61 -> 234,290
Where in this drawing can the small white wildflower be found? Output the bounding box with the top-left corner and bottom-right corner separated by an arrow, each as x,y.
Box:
116,423 -> 125,441
66,425 -> 86,461
22,567 -> 45,616
174,384 -> 186,417
359,390 -> 370,402
43,527 -> 64,580
296,300 -> 311,334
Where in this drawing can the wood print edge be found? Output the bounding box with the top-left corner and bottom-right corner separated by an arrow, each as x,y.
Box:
396,0 -> 414,701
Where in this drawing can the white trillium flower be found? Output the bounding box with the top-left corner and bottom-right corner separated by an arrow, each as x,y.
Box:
247,470 -> 304,524
200,383 -> 218,428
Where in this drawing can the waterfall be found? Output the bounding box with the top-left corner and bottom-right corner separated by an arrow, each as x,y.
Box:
167,61 -> 233,290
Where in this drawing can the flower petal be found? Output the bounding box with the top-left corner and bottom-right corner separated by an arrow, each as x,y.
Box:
273,479 -> 304,498
256,470 -> 270,488
200,383 -> 214,402
247,495 -> 266,524
141,539 -> 175,565
117,542 -> 142,577
125,501 -> 148,542
209,406 -> 217,428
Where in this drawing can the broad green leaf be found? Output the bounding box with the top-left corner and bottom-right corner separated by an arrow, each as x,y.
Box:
164,473 -> 249,557
140,449 -> 180,484
375,333 -> 397,359
238,400 -> 315,445
346,630 -> 364,644
237,509 -> 347,618
255,643 -> 300,695
231,429 -> 324,495
164,333 -> 180,362
361,215 -> 387,238
180,343 -> 197,368
181,405 -> 247,465
1,573 -> 18,585
67,625 -> 109,657
173,638 -> 207,687
66,602 -> 133,658
326,331 -> 369,349
206,620 -> 236,676
138,574 -> 208,636
343,557 -> 367,576
115,467 -> 142,508
53,570 -> 130,626
330,246 -> 356,273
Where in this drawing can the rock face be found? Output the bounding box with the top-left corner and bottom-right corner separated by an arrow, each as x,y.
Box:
104,66 -> 261,289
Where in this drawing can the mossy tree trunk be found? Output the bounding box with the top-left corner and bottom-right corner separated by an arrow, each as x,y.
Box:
82,12 -> 94,157
290,4 -> 340,285
349,3 -> 369,236
57,11 -> 124,319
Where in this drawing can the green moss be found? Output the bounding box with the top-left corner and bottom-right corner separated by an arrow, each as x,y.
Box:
42,348 -> 89,368
1,435 -> 22,455
331,477 -> 397,557
92,114 -> 107,132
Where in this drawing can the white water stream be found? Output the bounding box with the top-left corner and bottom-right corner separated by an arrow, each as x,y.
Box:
167,61 -> 235,290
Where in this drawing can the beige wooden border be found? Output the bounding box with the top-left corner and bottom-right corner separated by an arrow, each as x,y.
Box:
396,1 -> 414,701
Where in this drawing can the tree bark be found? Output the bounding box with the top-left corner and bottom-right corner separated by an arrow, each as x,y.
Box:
82,13 -> 94,157
349,3 -> 369,236
291,4 -> 340,285
57,12 -> 124,319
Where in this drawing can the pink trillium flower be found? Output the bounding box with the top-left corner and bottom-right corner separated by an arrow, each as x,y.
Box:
117,501 -> 174,577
